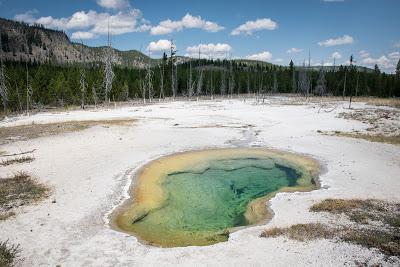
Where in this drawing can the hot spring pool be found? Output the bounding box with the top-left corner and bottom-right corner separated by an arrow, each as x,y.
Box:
113,148 -> 320,247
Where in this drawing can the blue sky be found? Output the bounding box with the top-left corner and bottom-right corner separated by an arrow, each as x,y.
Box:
0,0 -> 399,72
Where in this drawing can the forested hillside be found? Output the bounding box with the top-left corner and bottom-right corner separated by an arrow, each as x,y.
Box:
0,17 -> 152,67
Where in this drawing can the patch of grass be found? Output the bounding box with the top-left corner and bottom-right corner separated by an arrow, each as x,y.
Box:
260,199 -> 400,257
329,107 -> 400,145
310,199 -> 375,213
331,132 -> 400,145
342,229 -> 400,257
261,223 -> 333,241
0,119 -> 136,144
0,156 -> 35,167
311,199 -> 400,228
0,211 -> 15,221
0,172 -> 49,214
0,240 -> 21,267
358,97 -> 400,109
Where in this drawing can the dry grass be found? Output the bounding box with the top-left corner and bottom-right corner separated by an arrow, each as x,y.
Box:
0,156 -> 35,167
0,240 -> 21,267
0,119 -> 135,144
342,229 -> 400,257
272,96 -> 400,108
0,172 -> 49,214
332,132 -> 400,145
311,199 -> 400,228
261,223 -> 333,241
0,211 -> 15,221
260,199 -> 400,257
310,199 -> 377,213
355,97 -> 400,109
326,108 -> 400,145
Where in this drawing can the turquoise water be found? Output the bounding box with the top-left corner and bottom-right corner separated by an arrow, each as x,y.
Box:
128,157 -> 302,246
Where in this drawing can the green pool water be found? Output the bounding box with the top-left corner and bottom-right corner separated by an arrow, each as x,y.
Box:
120,156 -> 311,247
159,158 -> 298,230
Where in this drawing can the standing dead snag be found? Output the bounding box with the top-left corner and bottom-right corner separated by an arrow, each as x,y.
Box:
79,41 -> 87,109
187,58 -> 194,99
315,63 -> 327,96
228,59 -> 235,98
196,50 -> 203,99
298,61 -> 310,97
0,29 -> 9,113
25,62 -> 33,115
170,39 -> 178,99
14,80 -> 23,112
92,84 -> 97,108
348,55 -> 355,109
220,68 -> 226,97
210,65 -> 214,100
159,52 -> 167,100
80,68 -> 87,109
103,22 -> 115,104
145,49 -> 154,103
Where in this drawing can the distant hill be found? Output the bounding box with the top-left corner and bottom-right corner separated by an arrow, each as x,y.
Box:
0,17 -> 154,68
0,17 -> 374,72
233,59 -> 274,68
297,65 -> 374,73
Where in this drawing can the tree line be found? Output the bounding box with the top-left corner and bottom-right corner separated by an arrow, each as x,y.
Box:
0,55 -> 400,113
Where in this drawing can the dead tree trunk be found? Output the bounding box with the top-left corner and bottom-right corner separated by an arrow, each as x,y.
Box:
0,30 -> 8,114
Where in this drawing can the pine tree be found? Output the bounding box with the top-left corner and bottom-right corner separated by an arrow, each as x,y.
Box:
272,71 -> 278,93
289,60 -> 296,93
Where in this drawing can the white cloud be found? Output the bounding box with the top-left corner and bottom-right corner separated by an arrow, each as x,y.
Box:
388,52 -> 400,60
91,10 -> 150,35
35,16 -> 68,29
359,50 -> 370,58
287,47 -> 302,54
394,41 -> 400,48
185,43 -> 232,59
318,34 -> 354,47
274,58 -> 283,63
245,51 -> 273,62
357,52 -> 400,72
150,13 -> 224,35
231,18 -> 278,36
331,51 -> 342,59
96,0 -> 130,10
15,8 -> 150,39
361,56 -> 394,69
303,59 -> 316,66
71,31 -> 96,40
146,39 -> 172,53
14,9 -> 38,23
